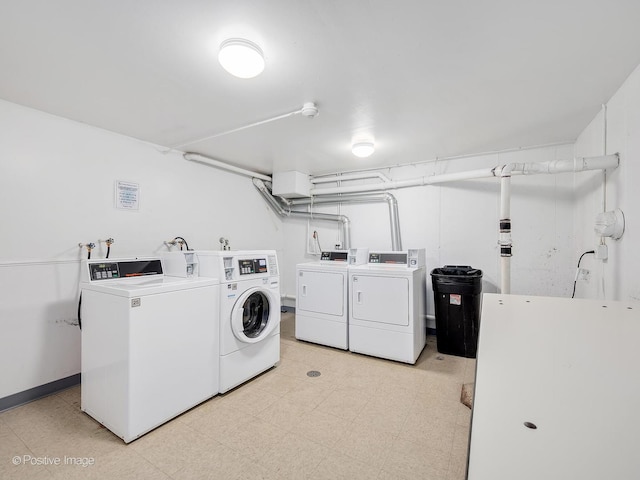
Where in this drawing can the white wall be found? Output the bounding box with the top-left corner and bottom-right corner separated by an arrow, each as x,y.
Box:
280,144 -> 578,328
7,53 -> 639,400
574,62 -> 640,302
0,99 -> 283,399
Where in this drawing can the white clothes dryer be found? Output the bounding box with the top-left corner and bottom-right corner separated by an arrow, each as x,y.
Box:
79,257 -> 219,443
197,250 -> 280,393
295,249 -> 368,349
348,249 -> 427,364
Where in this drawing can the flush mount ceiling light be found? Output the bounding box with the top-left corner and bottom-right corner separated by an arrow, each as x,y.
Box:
218,38 -> 265,78
352,141 -> 375,158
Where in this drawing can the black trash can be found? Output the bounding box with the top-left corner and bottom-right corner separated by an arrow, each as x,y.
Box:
430,265 -> 483,358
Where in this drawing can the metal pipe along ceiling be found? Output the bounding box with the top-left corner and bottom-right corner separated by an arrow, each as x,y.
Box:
252,179 -> 352,249
288,193 -> 402,251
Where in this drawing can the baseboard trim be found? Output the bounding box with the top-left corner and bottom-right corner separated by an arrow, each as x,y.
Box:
0,374 -> 81,412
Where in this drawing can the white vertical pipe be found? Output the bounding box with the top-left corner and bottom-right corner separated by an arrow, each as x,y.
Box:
499,168 -> 513,294
501,256 -> 511,295
500,175 -> 511,219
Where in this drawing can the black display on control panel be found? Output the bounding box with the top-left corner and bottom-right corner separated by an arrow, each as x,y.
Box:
89,262 -> 120,281
368,253 -> 408,264
239,258 -> 268,275
320,251 -> 348,261
89,259 -> 163,281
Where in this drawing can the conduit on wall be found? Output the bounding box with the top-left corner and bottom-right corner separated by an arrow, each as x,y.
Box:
184,152 -> 272,181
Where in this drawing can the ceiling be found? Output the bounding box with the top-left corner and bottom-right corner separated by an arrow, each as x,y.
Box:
1,1 -> 640,176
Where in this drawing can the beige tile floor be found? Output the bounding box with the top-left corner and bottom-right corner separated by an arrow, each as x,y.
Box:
0,312 -> 475,480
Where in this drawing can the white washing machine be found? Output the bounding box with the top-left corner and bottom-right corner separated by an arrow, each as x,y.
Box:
295,249 -> 369,349
197,250 -> 280,393
79,257 -> 219,443
348,249 -> 427,364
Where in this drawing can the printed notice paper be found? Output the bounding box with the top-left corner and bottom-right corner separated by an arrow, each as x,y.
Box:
115,181 -> 139,210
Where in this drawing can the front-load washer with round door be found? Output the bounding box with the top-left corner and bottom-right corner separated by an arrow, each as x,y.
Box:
197,250 -> 280,393
295,248 -> 368,349
348,249 -> 427,364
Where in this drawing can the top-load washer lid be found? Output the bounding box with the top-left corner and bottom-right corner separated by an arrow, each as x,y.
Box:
80,257 -> 218,297
81,276 -> 218,297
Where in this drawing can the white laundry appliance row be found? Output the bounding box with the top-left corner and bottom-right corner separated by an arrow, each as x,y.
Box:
79,250 -> 280,443
296,249 -> 427,364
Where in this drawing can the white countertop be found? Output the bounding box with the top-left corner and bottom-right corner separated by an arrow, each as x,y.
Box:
468,293 -> 640,480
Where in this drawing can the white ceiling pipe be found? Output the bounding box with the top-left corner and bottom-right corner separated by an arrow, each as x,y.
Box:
510,154 -> 619,175
310,167 -> 498,196
310,172 -> 392,184
184,152 -> 272,182
310,154 -> 619,196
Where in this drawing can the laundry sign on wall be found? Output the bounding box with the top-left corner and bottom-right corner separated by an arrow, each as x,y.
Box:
115,180 -> 139,210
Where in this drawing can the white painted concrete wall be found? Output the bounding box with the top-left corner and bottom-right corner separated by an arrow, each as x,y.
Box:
280,144 -> 578,328
574,62 -> 640,302
0,99 -> 283,399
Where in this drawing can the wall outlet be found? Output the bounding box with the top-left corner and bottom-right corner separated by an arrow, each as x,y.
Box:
578,268 -> 590,282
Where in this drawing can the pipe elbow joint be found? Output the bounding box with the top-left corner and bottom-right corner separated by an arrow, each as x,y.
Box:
500,163 -> 517,177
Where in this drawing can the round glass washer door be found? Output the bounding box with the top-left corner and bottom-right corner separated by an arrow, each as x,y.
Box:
231,287 -> 279,343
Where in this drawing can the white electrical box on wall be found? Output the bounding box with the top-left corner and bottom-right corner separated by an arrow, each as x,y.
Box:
594,208 -> 625,240
272,171 -> 311,198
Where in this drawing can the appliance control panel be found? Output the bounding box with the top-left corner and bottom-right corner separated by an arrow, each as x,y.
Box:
87,259 -> 163,281
239,258 -> 268,275
369,253 -> 408,265
367,249 -> 425,267
89,262 -> 121,281
321,251 -> 348,262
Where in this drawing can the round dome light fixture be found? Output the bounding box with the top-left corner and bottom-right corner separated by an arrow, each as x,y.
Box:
352,141 -> 375,158
218,38 -> 265,79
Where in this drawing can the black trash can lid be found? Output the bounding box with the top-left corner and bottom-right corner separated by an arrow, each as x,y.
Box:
431,265 -> 482,277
